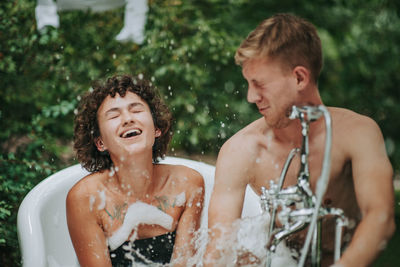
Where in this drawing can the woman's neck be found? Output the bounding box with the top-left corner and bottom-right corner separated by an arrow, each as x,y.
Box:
110,152 -> 157,198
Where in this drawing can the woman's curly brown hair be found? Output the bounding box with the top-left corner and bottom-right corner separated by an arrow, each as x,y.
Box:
74,74 -> 173,172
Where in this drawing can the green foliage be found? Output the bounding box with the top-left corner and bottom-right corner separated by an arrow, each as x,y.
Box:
1,0 -> 400,266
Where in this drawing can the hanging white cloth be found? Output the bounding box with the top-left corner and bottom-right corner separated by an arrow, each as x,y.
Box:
115,0 -> 148,44
35,0 -> 59,30
35,0 -> 148,44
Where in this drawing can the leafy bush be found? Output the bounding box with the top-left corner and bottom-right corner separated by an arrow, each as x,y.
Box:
1,0 -> 399,265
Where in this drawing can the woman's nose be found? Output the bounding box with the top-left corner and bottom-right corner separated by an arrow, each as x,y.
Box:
121,110 -> 134,126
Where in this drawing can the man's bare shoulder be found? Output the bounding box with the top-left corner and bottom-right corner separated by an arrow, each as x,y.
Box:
330,107 -> 381,135
329,107 -> 385,158
216,118 -> 269,185
222,117 -> 268,155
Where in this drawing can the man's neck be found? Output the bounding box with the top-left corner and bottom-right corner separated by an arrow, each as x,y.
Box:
273,87 -> 324,145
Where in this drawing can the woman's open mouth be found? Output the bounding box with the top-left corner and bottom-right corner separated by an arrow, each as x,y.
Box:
120,129 -> 142,138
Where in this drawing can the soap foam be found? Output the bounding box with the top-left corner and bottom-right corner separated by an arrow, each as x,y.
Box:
108,201 -> 173,250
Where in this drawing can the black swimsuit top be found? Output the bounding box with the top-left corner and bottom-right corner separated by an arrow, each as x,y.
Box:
110,231 -> 176,266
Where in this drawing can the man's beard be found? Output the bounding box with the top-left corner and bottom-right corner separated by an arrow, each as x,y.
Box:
265,105 -> 293,129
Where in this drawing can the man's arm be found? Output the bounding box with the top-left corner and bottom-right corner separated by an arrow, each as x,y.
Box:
338,117 -> 395,267
204,138 -> 252,266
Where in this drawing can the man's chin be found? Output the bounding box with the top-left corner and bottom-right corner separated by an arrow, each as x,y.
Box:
264,117 -> 290,129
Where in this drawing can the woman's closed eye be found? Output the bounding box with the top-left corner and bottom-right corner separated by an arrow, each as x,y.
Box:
130,108 -> 143,113
106,112 -> 120,120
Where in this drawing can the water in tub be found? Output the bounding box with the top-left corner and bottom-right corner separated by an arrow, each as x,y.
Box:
104,195 -> 297,266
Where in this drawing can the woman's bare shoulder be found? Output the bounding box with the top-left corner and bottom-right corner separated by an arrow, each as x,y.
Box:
159,163 -> 204,189
67,171 -> 107,202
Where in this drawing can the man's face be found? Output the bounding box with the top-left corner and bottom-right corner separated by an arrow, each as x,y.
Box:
242,57 -> 297,128
96,91 -> 160,158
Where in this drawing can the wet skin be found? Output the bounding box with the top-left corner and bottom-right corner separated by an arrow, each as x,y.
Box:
67,92 -> 204,267
206,57 -> 395,267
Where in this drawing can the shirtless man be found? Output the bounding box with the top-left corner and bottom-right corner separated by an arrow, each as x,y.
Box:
205,13 -> 395,267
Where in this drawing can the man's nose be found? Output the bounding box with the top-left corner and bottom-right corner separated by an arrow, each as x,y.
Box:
247,86 -> 261,103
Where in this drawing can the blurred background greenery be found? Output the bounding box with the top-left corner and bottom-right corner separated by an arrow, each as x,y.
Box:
1,0 -> 399,266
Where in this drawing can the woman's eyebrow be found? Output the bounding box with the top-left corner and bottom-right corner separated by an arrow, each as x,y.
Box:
105,107 -> 120,115
104,102 -> 144,115
128,102 -> 145,109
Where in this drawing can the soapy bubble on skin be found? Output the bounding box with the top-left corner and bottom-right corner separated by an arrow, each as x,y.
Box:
174,192 -> 186,207
379,239 -> 388,251
266,131 -> 274,146
186,187 -> 204,209
108,201 -> 174,250
97,190 -> 106,210
89,195 -> 95,212
100,186 -> 295,266
109,167 -> 115,177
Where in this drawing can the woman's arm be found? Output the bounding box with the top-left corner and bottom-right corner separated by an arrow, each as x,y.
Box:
171,169 -> 205,266
66,182 -> 112,267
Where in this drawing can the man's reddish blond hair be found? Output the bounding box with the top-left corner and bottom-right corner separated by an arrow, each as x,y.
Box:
235,13 -> 322,83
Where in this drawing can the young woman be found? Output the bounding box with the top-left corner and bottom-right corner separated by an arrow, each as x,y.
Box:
67,74 -> 204,266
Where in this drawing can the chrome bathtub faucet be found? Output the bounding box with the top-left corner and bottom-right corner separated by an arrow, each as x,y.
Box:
260,105 -> 348,267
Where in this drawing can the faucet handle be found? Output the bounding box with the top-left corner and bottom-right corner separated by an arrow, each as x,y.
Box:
269,180 -> 279,193
260,186 -> 269,211
290,105 -> 324,122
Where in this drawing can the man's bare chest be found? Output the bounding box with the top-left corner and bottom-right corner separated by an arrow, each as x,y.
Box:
249,146 -> 353,206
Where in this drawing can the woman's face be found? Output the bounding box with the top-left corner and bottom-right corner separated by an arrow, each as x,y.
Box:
95,91 -> 161,159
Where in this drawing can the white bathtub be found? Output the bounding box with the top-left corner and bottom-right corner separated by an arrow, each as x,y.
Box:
17,157 -> 261,267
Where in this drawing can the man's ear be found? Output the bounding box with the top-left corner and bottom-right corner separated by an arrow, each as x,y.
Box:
95,137 -> 106,151
155,128 -> 162,138
293,66 -> 310,90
